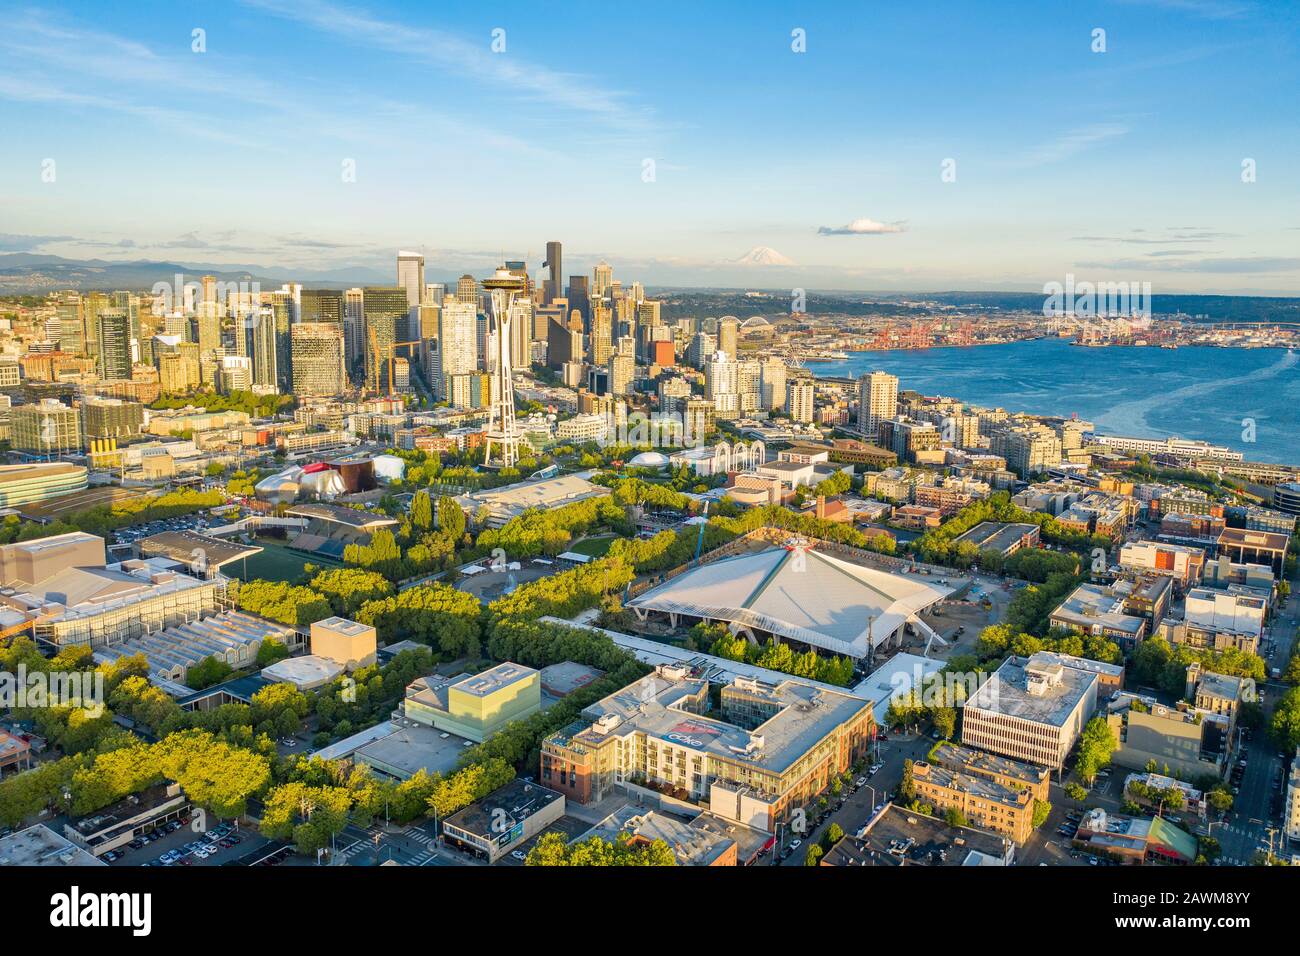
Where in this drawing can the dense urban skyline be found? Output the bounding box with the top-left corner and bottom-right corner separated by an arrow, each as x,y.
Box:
3,1 -> 1300,291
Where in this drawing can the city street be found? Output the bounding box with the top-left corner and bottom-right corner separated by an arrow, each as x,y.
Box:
773,730 -> 932,865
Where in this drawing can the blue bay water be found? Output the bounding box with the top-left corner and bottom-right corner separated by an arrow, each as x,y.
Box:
810,338 -> 1300,466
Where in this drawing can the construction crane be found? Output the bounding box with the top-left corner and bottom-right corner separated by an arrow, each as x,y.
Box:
367,327 -> 423,396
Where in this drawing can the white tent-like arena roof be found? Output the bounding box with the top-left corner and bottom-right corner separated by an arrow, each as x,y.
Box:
628,545 -> 952,658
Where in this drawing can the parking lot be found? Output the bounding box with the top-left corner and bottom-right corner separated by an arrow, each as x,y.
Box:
112,510 -> 222,548
103,816 -> 263,868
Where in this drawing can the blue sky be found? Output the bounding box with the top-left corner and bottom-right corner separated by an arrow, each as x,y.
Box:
2,0 -> 1298,291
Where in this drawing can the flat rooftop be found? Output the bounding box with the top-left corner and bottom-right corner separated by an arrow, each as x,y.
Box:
454,661 -> 538,698
140,530 -> 262,568
539,660 -> 604,697
69,784 -> 180,838
461,473 -> 609,515
954,521 -> 1038,554
441,778 -> 563,840
354,722 -> 473,779
0,462 -> 86,484
928,741 -> 1049,788
964,654 -> 1098,727
567,667 -> 872,776
1196,670 -> 1250,703
1218,527 -> 1288,551
913,762 -> 1030,809
315,616 -> 374,637
823,804 -> 1009,867
581,805 -> 736,866
1031,649 -> 1126,679
0,825 -> 104,867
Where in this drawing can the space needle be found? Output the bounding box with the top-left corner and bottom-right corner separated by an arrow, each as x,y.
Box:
481,265 -> 526,469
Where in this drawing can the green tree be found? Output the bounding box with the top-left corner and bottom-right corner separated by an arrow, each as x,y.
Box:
1270,687 -> 1300,752
1031,799 -> 1052,829
1075,717 -> 1118,783
186,656 -> 233,690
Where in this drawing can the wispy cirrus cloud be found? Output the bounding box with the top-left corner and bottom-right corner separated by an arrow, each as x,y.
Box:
0,8 -> 549,157
818,218 -> 908,236
241,0 -> 659,136
1009,122 -> 1130,167
1071,229 -> 1240,244
1114,0 -> 1256,20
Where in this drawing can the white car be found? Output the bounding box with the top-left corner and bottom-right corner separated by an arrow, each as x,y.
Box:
510,850 -> 527,861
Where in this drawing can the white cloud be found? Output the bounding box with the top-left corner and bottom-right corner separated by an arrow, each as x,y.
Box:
818,218 -> 907,236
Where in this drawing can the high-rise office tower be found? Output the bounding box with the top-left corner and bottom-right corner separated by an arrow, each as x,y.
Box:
201,275 -> 217,306
718,316 -> 740,359
97,309 -> 133,380
113,291 -> 143,367
57,292 -> 83,355
82,291 -> 110,359
688,331 -> 717,369
481,267 -> 526,468
397,251 -> 425,309
266,290 -> 295,393
609,336 -> 635,396
362,286 -> 409,394
592,261 -> 613,300
300,289 -> 344,325
291,323 -> 346,397
589,304 -> 613,366
544,241 -> 563,304
417,302 -> 441,374
857,370 -> 899,439
343,288 -> 365,376
510,299 -> 533,372
566,275 -> 589,324
456,274 -> 480,308
251,308 -> 279,391
397,251 -> 425,343
197,303 -> 222,356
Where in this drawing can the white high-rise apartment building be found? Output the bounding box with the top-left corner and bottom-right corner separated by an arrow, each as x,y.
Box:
706,351 -> 738,399
786,378 -> 814,423
761,357 -> 788,411
857,370 -> 898,439
439,300 -> 479,399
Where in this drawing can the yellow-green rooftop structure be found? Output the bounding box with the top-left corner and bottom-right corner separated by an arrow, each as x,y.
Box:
403,662 -> 541,743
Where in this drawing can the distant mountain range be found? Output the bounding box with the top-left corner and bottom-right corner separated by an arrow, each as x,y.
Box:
0,253 -> 393,292
1,254 -> 1297,322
